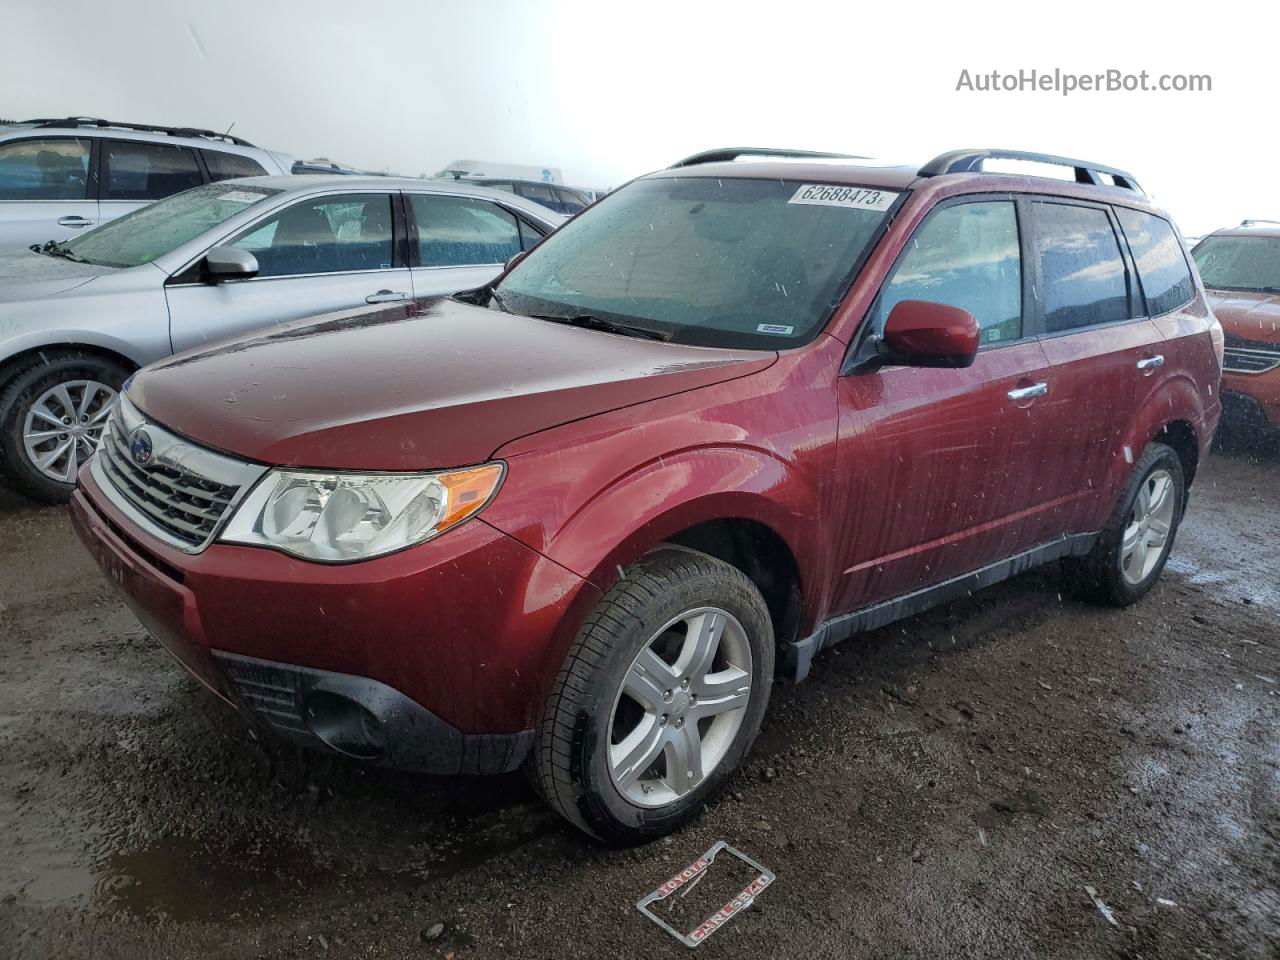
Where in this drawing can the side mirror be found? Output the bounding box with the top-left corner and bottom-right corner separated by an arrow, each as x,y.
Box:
881,299 -> 980,369
204,245 -> 259,283
504,250 -> 528,273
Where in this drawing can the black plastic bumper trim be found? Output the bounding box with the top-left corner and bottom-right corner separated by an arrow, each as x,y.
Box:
212,651 -> 532,776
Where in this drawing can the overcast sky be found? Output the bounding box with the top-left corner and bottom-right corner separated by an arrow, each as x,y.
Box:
4,0 -> 1275,236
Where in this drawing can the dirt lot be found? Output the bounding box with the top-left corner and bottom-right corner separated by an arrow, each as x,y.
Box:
1,448 -> 1277,960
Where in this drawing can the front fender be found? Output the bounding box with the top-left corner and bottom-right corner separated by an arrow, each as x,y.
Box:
493,442 -> 831,618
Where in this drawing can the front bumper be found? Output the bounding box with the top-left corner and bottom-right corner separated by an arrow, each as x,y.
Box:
1220,381 -> 1277,434
70,467 -> 596,775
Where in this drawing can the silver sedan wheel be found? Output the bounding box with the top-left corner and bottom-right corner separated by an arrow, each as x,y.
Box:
607,606 -> 752,808
22,379 -> 117,483
1121,467 -> 1176,586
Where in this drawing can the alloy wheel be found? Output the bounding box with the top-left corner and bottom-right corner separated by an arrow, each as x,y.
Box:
1120,467 -> 1176,586
607,606 -> 753,808
22,379 -> 117,483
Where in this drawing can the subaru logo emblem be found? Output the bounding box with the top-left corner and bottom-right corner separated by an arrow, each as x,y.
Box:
129,428 -> 154,467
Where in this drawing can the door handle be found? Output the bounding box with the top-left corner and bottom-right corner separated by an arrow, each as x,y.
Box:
56,216 -> 95,228
1007,382 -> 1048,402
365,290 -> 409,304
1136,354 -> 1165,372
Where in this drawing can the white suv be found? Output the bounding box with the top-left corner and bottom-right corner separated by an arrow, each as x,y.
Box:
0,117 -> 294,250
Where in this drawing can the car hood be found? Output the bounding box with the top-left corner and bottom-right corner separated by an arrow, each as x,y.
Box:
0,249 -> 119,302
129,297 -> 776,470
1207,288 -> 1280,344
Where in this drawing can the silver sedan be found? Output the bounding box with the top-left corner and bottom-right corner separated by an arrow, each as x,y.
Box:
0,176 -> 565,502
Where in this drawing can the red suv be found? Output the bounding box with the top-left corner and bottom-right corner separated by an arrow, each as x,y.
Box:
70,147 -> 1222,843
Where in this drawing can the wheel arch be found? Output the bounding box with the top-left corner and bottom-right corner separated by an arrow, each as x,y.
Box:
0,341 -> 140,389
1153,418 -> 1199,490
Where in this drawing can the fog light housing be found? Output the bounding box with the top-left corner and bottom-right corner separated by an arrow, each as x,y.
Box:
304,691 -> 386,759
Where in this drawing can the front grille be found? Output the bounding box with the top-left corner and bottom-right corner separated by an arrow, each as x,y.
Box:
218,656 -> 310,735
99,420 -> 239,545
90,395 -> 268,553
1224,345 -> 1280,375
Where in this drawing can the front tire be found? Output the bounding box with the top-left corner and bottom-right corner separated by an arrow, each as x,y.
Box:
1062,442 -> 1185,606
529,547 -> 774,844
0,352 -> 127,504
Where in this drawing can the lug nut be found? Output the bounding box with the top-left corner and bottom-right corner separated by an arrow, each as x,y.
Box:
662,690 -> 673,703
674,718 -> 684,729
680,678 -> 690,690
659,715 -> 668,726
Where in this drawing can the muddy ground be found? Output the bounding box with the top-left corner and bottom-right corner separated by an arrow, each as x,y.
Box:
1,448 -> 1277,960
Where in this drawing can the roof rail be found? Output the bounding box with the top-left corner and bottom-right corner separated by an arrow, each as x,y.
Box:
670,147 -> 869,168
918,149 -> 1142,193
20,117 -> 256,147
1241,219 -> 1280,227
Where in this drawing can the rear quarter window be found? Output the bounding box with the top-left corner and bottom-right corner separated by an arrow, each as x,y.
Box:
203,150 -> 269,182
1116,208 -> 1195,316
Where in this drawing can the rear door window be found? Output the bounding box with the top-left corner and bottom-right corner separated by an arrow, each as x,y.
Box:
1032,202 -> 1131,333
0,137 -> 92,200
555,187 -> 588,213
202,150 -> 269,182
516,183 -> 559,209
410,194 -> 522,266
872,200 -> 1023,346
102,140 -> 204,201
1115,208 -> 1195,315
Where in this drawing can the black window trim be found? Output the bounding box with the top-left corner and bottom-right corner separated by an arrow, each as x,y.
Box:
1022,194 -> 1143,341
0,134 -> 100,203
1112,205 -> 1197,319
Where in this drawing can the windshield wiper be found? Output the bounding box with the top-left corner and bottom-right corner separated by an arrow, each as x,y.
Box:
36,240 -> 90,263
531,313 -> 670,341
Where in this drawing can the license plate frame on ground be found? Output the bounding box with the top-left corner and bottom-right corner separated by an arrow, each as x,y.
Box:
635,840 -> 775,947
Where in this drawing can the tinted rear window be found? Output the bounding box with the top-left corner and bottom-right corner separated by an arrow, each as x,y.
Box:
203,150 -> 269,182
102,140 -> 204,201
1116,208 -> 1195,315
1034,202 -> 1130,333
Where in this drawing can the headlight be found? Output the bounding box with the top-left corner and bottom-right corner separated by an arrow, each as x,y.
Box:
220,463 -> 504,562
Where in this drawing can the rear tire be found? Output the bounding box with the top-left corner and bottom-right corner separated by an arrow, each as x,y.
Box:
0,351 -> 127,504
528,547 -> 774,844
1062,442 -> 1185,607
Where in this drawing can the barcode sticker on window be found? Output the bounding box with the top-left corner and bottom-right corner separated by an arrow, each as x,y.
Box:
788,184 -> 898,211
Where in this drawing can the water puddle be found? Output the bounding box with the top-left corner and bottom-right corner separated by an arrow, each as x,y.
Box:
36,803 -> 567,924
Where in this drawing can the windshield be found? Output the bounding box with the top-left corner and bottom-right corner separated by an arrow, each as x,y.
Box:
63,182 -> 282,268
494,176 -> 897,348
1192,235 -> 1280,293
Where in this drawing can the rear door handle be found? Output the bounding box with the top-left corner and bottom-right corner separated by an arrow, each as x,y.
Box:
365,290 -> 410,304
1136,354 -> 1165,372
56,216 -> 95,228
1007,382 -> 1048,402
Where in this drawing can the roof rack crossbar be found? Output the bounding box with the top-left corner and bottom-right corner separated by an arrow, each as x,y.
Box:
918,149 -> 1142,194
20,117 -> 255,147
670,147 -> 869,168
1241,219 -> 1280,227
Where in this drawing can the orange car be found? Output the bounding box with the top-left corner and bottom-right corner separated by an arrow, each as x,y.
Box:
1192,221 -> 1280,438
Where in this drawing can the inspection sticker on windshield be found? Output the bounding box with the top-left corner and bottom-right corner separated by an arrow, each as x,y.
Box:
220,190 -> 264,204
789,184 -> 898,211
636,841 -> 775,947
757,323 -> 795,335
